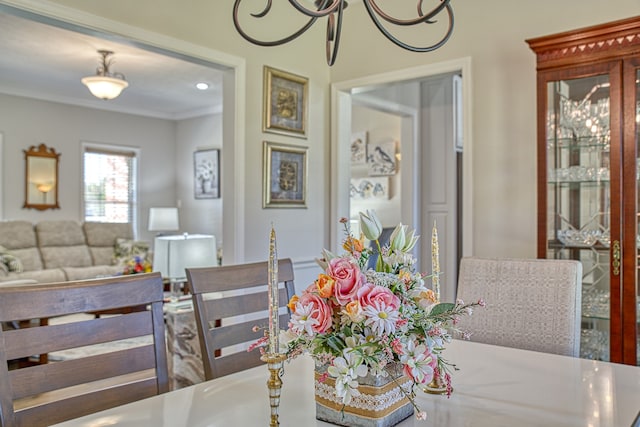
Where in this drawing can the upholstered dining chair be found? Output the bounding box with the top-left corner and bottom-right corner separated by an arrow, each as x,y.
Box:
455,257 -> 583,357
0,272 -> 169,427
186,258 -> 295,380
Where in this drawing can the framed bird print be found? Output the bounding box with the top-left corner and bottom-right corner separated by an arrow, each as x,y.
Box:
367,139 -> 397,176
351,131 -> 367,165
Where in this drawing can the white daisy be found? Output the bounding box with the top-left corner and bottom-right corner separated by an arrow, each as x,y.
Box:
363,301 -> 399,336
290,302 -> 320,336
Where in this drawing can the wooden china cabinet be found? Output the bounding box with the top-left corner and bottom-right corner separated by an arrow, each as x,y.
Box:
527,16 -> 640,366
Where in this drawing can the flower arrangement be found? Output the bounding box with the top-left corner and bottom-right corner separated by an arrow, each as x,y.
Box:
252,210 -> 484,421
121,255 -> 152,275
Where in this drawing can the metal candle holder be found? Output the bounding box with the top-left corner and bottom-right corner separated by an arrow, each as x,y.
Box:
261,353 -> 287,426
423,370 -> 449,395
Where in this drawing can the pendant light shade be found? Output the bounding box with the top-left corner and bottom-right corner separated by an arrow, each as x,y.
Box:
81,50 -> 128,100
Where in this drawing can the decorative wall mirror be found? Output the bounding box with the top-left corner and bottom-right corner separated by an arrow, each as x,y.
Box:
24,143 -> 60,210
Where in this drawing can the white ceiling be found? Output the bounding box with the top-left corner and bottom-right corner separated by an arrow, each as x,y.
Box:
0,10 -> 225,120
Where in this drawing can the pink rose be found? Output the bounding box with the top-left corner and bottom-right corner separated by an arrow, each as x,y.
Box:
357,283 -> 400,311
327,257 -> 365,305
296,292 -> 333,333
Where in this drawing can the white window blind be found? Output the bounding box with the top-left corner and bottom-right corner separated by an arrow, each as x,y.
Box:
83,146 -> 137,224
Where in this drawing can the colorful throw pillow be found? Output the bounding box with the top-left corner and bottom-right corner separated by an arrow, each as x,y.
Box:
0,245 -> 24,273
113,238 -> 152,267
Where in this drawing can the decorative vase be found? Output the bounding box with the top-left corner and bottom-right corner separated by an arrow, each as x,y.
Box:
314,363 -> 414,427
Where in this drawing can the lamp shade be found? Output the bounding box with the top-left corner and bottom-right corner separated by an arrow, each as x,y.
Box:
148,207 -> 180,232
153,234 -> 217,280
81,75 -> 128,100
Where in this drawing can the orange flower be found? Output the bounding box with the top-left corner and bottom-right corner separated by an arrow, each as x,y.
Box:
287,295 -> 299,312
418,289 -> 438,305
344,300 -> 364,322
316,274 -> 335,298
343,235 -> 365,253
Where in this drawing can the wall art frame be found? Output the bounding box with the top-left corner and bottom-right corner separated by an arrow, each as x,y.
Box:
351,131 -> 367,165
194,148 -> 220,199
263,141 -> 307,208
367,139 -> 397,176
263,66 -> 308,138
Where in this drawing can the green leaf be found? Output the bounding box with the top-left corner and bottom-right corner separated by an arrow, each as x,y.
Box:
326,335 -> 345,353
429,302 -> 456,316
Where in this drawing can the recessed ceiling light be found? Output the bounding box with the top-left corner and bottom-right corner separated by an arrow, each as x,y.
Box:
196,82 -> 209,90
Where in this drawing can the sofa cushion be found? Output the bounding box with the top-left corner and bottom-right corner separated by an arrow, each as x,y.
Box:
0,245 -> 24,273
1,268 -> 67,284
83,222 -> 133,247
0,220 -> 37,249
36,220 -> 86,247
36,221 -> 93,269
83,222 -> 134,266
62,265 -> 122,281
0,221 -> 43,271
9,248 -> 44,272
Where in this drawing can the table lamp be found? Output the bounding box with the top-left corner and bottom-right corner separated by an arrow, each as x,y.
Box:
153,234 -> 217,301
148,207 -> 180,235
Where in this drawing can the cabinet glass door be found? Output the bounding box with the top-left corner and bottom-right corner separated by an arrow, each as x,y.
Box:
546,75 -> 612,361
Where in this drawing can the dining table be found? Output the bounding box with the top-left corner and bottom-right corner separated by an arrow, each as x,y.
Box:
51,339 -> 640,427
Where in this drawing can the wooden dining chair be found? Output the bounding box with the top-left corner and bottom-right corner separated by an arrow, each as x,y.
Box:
0,272 -> 169,427
186,258 -> 295,380
455,257 -> 583,357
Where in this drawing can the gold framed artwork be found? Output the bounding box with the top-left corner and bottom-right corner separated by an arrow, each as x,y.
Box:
263,66 -> 308,138
263,141 -> 307,208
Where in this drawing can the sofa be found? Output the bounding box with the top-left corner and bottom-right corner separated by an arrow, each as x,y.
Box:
0,220 -> 149,284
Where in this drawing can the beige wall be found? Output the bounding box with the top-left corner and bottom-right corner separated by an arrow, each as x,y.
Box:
0,93 -> 176,239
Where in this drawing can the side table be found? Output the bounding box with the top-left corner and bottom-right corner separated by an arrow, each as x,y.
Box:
164,300 -> 205,389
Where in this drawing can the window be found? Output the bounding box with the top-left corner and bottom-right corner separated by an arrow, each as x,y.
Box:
82,144 -> 138,228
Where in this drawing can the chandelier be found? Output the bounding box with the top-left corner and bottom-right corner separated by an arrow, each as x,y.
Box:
233,0 -> 454,66
81,50 -> 129,100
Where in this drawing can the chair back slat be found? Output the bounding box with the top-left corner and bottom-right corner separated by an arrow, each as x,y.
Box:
207,313 -> 291,351
0,274 -> 162,320
213,350 -> 265,378
200,287 -> 289,322
0,272 -> 169,427
186,258 -> 295,380
14,375 -> 158,427
10,345 -> 156,399
3,311 -> 152,360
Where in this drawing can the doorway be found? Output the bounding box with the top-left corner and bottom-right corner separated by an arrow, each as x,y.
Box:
0,0 -> 247,263
331,58 -> 473,302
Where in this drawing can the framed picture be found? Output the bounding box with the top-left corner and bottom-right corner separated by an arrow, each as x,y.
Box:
263,141 -> 307,208
350,177 -> 389,200
351,131 -> 367,165
263,66 -> 308,138
194,148 -> 220,199
367,139 -> 397,176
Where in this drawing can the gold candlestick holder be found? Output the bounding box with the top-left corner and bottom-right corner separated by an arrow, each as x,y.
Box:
423,370 -> 449,395
261,353 -> 287,427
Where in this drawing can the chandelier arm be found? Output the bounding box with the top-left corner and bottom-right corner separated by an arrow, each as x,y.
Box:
288,0 -> 345,18
325,1 -> 346,65
233,0 -> 319,46
363,3 -> 454,53
250,0 -> 272,18
365,0 -> 451,26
